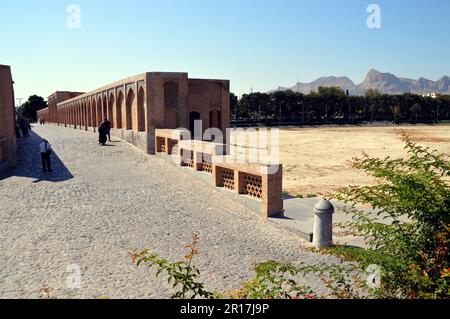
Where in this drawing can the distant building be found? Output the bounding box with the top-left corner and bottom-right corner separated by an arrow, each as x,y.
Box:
0,65 -> 17,172
423,92 -> 441,99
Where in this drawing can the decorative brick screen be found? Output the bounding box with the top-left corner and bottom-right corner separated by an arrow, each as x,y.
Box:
169,139 -> 178,154
219,168 -> 235,191
164,81 -> 178,109
201,153 -> 213,173
157,137 -> 166,153
183,150 -> 194,168
243,173 -> 263,199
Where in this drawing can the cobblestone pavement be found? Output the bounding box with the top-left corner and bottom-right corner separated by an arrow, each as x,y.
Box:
0,125 -> 339,299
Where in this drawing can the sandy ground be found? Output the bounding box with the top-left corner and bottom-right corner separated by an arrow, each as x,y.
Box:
231,125 -> 450,197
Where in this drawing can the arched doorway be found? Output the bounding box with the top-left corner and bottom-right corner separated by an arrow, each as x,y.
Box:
83,102 -> 88,129
116,91 -> 123,129
209,110 -> 222,130
137,87 -> 145,132
91,100 -> 97,127
108,94 -> 115,127
126,89 -> 134,130
189,111 -> 201,139
103,98 -> 107,123
97,98 -> 102,127
86,101 -> 92,127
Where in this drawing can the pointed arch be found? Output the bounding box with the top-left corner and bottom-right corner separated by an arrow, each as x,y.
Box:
91,99 -> 97,127
209,109 -> 222,130
137,87 -> 145,132
116,90 -> 124,129
83,101 -> 88,129
102,95 -> 107,123
108,93 -> 115,127
87,100 -> 92,127
125,89 -> 135,130
97,97 -> 102,127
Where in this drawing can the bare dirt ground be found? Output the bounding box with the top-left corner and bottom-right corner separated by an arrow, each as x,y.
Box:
278,125 -> 450,196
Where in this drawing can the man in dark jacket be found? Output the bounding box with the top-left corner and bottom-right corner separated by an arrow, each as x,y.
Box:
102,119 -> 112,142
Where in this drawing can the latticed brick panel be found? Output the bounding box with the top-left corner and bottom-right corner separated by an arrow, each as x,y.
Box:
201,153 -> 213,173
183,150 -> 194,168
243,173 -> 263,199
157,137 -> 166,153
164,81 -> 178,108
169,139 -> 178,154
219,168 -> 235,191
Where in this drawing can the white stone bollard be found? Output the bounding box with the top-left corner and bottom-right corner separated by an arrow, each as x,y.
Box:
313,199 -> 334,248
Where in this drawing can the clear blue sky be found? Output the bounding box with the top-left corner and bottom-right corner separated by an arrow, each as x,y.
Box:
1,0 -> 449,104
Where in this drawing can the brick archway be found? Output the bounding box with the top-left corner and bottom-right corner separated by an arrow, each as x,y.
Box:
126,89 -> 134,130
91,99 -> 97,127
116,91 -> 124,129
209,109 -> 222,130
96,98 -> 102,127
189,111 -> 201,139
102,97 -> 107,124
108,93 -> 114,127
137,87 -> 145,132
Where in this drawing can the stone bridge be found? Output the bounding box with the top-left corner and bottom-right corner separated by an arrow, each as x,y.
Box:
0,125 -> 338,298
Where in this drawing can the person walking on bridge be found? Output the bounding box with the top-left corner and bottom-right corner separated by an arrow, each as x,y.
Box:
98,123 -> 107,146
102,119 -> 112,142
39,139 -> 53,173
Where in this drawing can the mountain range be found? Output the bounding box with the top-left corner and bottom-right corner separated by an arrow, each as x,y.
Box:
272,69 -> 450,95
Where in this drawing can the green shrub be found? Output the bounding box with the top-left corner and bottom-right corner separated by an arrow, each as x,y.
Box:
132,134 -> 449,299
332,132 -> 449,298
131,235 -> 215,299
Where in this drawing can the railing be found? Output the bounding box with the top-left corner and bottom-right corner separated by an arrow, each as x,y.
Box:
243,173 -> 262,199
212,156 -> 283,219
155,129 -> 185,155
155,129 -> 284,219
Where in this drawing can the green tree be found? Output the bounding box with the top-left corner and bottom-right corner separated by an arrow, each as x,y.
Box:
133,135 -> 450,300
410,103 -> 423,122
365,88 -> 383,98
230,93 -> 238,121
18,95 -> 47,122
333,134 -> 450,298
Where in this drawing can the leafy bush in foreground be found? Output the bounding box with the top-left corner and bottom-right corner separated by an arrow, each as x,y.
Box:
332,133 -> 449,298
132,134 -> 449,299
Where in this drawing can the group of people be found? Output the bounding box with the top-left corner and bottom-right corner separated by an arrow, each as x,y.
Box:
17,117 -> 31,138
98,119 -> 112,146
36,118 -> 113,173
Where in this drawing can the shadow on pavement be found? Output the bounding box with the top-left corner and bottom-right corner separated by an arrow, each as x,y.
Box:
0,130 -> 74,183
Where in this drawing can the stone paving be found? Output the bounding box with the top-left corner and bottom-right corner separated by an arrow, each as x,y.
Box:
0,125 -> 340,299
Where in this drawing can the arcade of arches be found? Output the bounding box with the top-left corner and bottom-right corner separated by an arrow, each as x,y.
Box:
37,72 -> 230,154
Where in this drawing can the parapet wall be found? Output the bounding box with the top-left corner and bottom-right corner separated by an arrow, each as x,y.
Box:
155,129 -> 284,219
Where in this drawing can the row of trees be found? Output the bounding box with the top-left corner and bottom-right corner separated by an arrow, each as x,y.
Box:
230,87 -> 450,125
16,95 -> 47,122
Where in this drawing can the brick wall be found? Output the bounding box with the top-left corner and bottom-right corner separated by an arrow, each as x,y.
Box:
0,65 -> 17,169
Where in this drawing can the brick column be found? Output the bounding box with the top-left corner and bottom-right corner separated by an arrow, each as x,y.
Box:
213,165 -> 221,187
194,151 -> 202,171
235,170 -> 244,194
261,165 -> 283,219
165,137 -> 170,155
